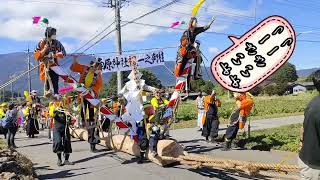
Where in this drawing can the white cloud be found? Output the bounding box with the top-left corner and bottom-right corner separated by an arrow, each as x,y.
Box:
208,47 -> 220,56
0,0 -> 253,45
61,41 -> 75,53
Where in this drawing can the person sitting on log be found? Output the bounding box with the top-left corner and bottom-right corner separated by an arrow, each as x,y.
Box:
222,92 -> 254,151
51,95 -> 74,166
70,55 -> 103,153
148,90 -> 170,157
34,27 -> 66,97
118,56 -> 158,163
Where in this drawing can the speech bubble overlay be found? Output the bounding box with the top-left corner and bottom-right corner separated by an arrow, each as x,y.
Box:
211,15 -> 296,92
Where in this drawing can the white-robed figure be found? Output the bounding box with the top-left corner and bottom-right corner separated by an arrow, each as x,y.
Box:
118,56 -> 157,137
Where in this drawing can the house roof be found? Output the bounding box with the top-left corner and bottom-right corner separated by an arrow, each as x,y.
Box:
298,82 -> 314,86
288,82 -> 314,88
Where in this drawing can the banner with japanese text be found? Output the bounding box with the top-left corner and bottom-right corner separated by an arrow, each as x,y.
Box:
98,50 -> 165,73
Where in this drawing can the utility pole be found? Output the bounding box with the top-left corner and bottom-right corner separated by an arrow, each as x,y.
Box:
105,0 -> 127,93
115,0 -> 123,93
27,46 -> 32,92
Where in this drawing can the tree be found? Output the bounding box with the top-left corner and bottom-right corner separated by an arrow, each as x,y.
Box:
190,80 -> 215,95
190,79 -> 205,92
1,91 -> 19,102
200,80 -> 214,95
306,71 -> 317,82
250,86 -> 262,96
263,82 -> 288,96
260,63 -> 298,96
139,69 -> 162,88
271,63 -> 298,83
100,69 -> 162,98
213,84 -> 227,96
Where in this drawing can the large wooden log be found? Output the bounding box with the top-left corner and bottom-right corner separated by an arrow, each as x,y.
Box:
69,128 -> 183,166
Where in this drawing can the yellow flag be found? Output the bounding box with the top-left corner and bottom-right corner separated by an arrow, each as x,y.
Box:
24,91 -> 32,103
192,0 -> 206,16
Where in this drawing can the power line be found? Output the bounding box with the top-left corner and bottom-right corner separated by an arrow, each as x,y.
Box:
9,0 -> 101,7
297,39 -> 320,43
80,0 -> 180,53
73,21 -> 115,53
91,46 -> 177,55
122,20 -> 241,36
0,65 -> 39,90
129,1 -> 253,27
161,0 -> 255,19
271,0 -> 320,14
74,8 -> 114,51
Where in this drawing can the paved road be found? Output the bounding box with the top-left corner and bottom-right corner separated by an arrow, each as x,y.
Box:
14,115 -> 303,180
171,115 -> 303,141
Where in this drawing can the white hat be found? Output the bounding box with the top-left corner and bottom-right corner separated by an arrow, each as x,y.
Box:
31,90 -> 37,95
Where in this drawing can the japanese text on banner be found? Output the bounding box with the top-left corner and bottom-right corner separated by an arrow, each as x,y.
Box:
98,50 -> 165,73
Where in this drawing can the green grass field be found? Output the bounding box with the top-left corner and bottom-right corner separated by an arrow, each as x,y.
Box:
245,124 -> 301,152
172,91 -> 317,129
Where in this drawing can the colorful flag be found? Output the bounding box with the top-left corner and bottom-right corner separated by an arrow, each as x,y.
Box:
32,16 -> 49,24
192,0 -> 206,16
170,21 -> 180,28
170,21 -> 186,28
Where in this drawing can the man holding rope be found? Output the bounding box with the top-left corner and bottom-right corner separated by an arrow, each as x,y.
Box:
34,27 -> 66,97
51,96 -> 74,166
299,70 -> 320,179
70,56 -> 103,153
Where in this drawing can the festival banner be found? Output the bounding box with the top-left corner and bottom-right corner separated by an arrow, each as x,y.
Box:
98,50 -> 165,73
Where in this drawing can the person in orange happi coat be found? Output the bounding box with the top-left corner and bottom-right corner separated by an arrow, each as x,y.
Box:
223,92 -> 254,151
34,27 -> 66,97
201,90 -> 221,143
70,56 -> 103,153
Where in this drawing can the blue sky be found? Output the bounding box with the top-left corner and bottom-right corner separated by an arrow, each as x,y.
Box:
0,0 -> 320,70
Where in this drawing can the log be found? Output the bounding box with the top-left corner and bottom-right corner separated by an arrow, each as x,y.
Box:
69,128 -> 184,166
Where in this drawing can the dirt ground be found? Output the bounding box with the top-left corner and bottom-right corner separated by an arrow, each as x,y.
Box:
0,147 -> 36,180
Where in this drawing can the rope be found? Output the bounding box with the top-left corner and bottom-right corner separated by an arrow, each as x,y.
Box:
44,65 -> 54,96
161,153 -> 299,172
160,154 -> 299,178
162,64 -> 175,76
275,152 -> 297,172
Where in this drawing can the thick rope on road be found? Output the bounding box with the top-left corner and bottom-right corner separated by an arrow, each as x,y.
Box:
177,154 -> 298,171
160,154 -> 299,179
